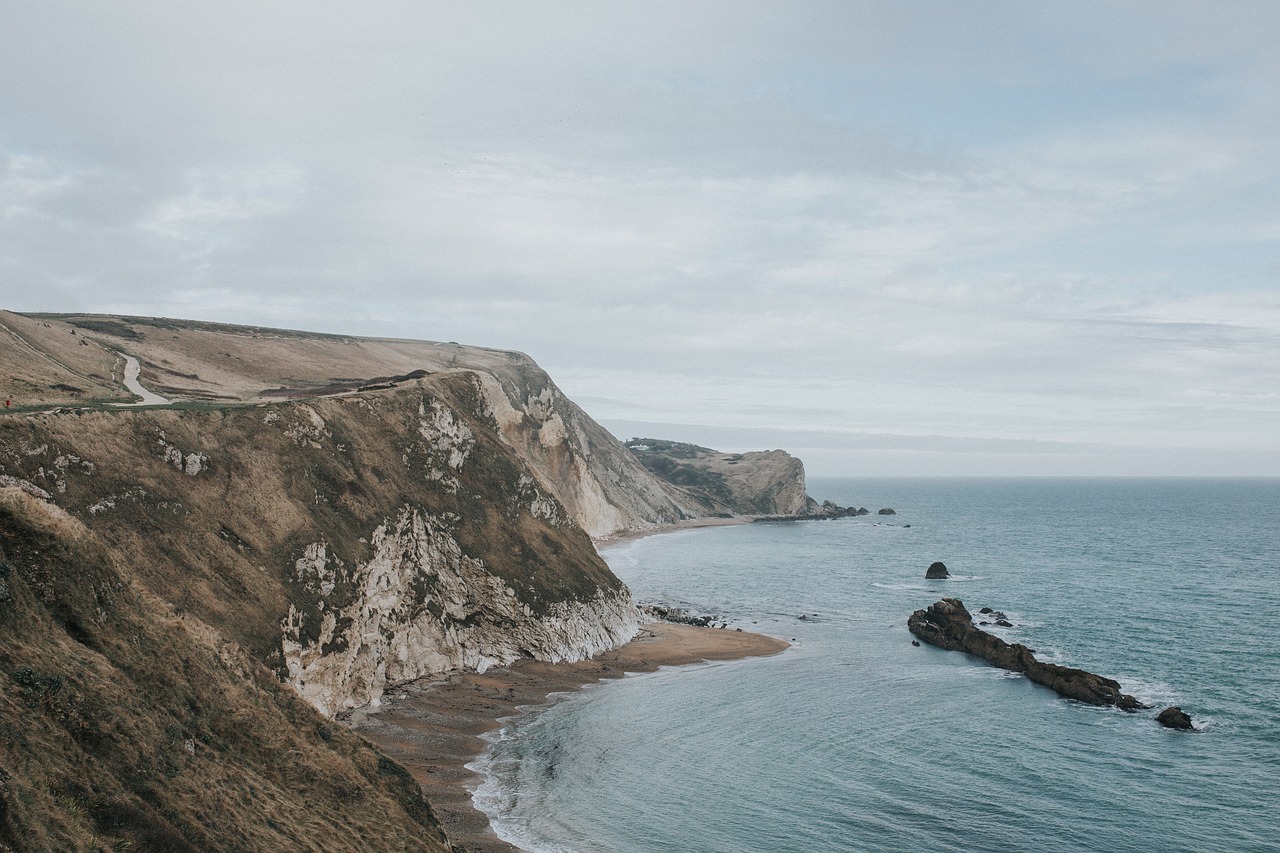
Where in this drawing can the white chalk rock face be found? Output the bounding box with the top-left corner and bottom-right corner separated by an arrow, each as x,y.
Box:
469,369 -> 701,539
281,505 -> 641,717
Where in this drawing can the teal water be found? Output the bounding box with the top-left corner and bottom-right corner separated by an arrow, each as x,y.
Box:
472,478 -> 1280,852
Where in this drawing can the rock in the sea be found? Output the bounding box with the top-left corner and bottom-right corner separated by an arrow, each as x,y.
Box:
925,561 -> 950,579
878,507 -> 896,515
907,598 -> 1147,712
1156,706 -> 1194,730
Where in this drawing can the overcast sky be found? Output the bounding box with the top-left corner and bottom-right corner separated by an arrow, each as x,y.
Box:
3,2 -> 1278,476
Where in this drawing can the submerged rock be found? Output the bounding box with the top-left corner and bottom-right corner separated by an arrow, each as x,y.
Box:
1156,706 -> 1195,730
907,598 -> 1147,712
926,561 -> 950,579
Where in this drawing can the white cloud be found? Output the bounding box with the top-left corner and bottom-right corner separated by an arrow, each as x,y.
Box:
2,2 -> 1278,474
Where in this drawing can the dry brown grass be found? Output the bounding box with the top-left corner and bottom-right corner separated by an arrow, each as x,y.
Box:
0,485 -> 453,852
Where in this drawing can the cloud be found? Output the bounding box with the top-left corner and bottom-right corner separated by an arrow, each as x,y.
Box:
1,3 -> 1278,474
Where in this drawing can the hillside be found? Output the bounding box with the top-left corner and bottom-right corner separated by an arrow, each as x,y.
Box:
1,311 -> 709,539
0,487 -> 452,852
0,311 -> 840,850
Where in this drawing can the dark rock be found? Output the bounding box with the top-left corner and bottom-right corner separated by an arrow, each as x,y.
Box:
911,640 -> 921,647
925,561 -> 950,579
856,507 -> 870,515
995,619 -> 1013,627
1156,706 -> 1194,730
878,508 -> 896,515
907,598 -> 1147,712
979,607 -> 993,614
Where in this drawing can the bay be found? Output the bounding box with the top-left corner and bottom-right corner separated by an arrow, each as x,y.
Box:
472,478 -> 1280,852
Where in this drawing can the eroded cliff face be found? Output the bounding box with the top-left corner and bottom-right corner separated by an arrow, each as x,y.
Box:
0,371 -> 639,718
0,486 -> 453,852
281,505 -> 639,716
624,439 -> 811,517
0,312 -> 707,539
467,364 -> 702,538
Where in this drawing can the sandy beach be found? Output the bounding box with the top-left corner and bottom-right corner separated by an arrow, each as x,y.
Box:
351,622 -> 789,852
591,515 -> 750,548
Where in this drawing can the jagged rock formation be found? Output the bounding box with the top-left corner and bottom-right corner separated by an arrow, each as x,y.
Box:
1156,706 -> 1195,730
926,561 -> 950,579
908,598 -> 1146,712
623,438 -> 812,517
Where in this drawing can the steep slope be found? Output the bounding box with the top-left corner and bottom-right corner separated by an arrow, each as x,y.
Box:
1,311 -> 699,538
624,438 -> 812,516
0,487 -> 451,853
0,372 -> 639,718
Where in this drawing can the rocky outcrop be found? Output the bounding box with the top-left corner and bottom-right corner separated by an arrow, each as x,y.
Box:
926,561 -> 950,579
1156,706 -> 1195,730
281,506 -> 641,716
624,438 -> 813,517
908,598 -> 1146,712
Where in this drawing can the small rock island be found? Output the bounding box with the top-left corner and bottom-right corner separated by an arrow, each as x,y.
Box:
908,598 -> 1147,712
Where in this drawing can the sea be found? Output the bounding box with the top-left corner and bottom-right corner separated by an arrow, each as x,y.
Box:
470,478 -> 1280,852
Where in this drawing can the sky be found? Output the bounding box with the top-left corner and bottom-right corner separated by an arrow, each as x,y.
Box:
2,2 -> 1278,476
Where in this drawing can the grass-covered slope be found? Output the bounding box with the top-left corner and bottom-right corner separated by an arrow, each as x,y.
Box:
0,488 -> 452,853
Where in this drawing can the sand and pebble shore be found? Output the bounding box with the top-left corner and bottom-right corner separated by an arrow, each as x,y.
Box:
351,622 -> 788,852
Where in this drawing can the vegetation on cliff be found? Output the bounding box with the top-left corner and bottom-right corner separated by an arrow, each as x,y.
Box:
0,310 -> 848,849
0,488 -> 451,852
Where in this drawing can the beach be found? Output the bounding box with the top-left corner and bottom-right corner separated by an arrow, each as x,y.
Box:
350,622 -> 789,852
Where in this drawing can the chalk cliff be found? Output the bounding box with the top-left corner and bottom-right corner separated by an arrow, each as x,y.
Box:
0,310 -> 835,849
624,438 -> 812,516
1,311 -> 703,539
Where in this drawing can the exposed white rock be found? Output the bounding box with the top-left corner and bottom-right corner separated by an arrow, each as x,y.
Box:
281,505 -> 641,717
157,432 -> 207,476
0,475 -> 52,501
417,397 -> 474,470
469,368 -> 697,539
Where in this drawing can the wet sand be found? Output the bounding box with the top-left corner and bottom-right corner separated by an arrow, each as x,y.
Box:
351,622 -> 788,852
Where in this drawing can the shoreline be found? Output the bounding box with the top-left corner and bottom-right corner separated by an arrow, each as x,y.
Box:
591,515 -> 749,549
350,622 -> 788,853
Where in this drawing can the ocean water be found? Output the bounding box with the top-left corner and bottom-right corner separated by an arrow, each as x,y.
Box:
471,478 -> 1280,852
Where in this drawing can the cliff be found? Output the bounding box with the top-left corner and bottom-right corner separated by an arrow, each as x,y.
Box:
0,486 -> 452,852
1,311 -> 701,539
0,310 -> 832,849
624,438 -> 813,517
